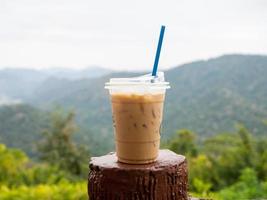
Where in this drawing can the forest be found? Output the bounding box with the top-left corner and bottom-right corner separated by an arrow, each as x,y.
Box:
0,110 -> 266,199
1,55 -> 267,199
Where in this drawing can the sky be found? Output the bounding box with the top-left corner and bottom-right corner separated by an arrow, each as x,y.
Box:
0,0 -> 267,71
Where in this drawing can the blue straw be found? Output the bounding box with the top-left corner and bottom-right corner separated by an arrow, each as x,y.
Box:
152,25 -> 165,76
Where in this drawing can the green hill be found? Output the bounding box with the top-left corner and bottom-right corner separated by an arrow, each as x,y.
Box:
0,54 -> 267,156
164,54 -> 267,137
0,104 -> 49,157
29,54 -> 267,137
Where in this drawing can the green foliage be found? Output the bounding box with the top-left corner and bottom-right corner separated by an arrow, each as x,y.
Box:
1,55 -> 267,157
0,143 -> 28,186
0,55 -> 267,198
0,122 -> 267,199
22,163 -> 78,186
0,144 -> 87,200
217,168 -> 267,200
189,154 -> 214,193
0,143 -> 71,187
0,182 -> 87,200
38,110 -> 89,177
166,124 -> 267,198
201,125 -> 265,190
0,109 -> 90,200
192,178 -> 212,196
255,139 -> 267,180
168,129 -> 198,157
0,104 -> 49,157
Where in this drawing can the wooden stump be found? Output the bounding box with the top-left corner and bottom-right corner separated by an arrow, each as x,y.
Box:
88,149 -> 188,200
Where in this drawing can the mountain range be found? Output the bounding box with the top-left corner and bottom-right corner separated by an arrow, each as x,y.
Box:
0,54 -> 267,156
0,66 -> 112,101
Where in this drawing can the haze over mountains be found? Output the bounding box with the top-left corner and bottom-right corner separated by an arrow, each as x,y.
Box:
0,66 -> 112,102
0,54 -> 267,156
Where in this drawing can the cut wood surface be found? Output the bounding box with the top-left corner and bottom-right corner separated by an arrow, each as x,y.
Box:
88,149 -> 188,200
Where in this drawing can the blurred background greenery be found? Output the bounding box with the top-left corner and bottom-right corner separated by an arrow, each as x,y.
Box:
1,0 -> 267,198
0,55 -> 267,199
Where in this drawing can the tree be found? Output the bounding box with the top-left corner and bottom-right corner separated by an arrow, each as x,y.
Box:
0,143 -> 28,186
38,110 -> 89,177
255,139 -> 267,180
202,125 -> 263,189
218,168 -> 267,200
189,154 -> 214,195
168,129 -> 198,157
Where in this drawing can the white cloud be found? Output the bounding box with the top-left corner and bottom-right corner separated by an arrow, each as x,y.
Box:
0,0 -> 267,71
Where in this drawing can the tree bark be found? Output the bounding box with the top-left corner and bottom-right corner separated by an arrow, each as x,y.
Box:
88,149 -> 188,200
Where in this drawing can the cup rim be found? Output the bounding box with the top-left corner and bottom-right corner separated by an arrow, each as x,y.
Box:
104,82 -> 170,89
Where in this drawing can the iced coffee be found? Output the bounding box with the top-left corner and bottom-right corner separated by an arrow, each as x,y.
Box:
105,72 -> 169,164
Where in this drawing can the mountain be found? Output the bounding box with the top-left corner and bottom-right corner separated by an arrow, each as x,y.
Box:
164,54 -> 267,136
0,104 -> 49,157
0,54 -> 267,157
0,95 -> 22,106
0,68 -> 48,100
0,67 -> 112,101
41,66 -> 112,80
28,54 -> 267,137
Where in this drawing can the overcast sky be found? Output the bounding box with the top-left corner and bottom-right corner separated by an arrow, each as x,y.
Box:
0,0 -> 267,71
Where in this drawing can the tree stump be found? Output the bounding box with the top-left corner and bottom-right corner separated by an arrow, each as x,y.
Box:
88,149 -> 188,200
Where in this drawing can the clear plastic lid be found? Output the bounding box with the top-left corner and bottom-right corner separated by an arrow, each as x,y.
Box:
105,72 -> 170,90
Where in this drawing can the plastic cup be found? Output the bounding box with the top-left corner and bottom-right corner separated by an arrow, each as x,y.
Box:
105,72 -> 170,164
